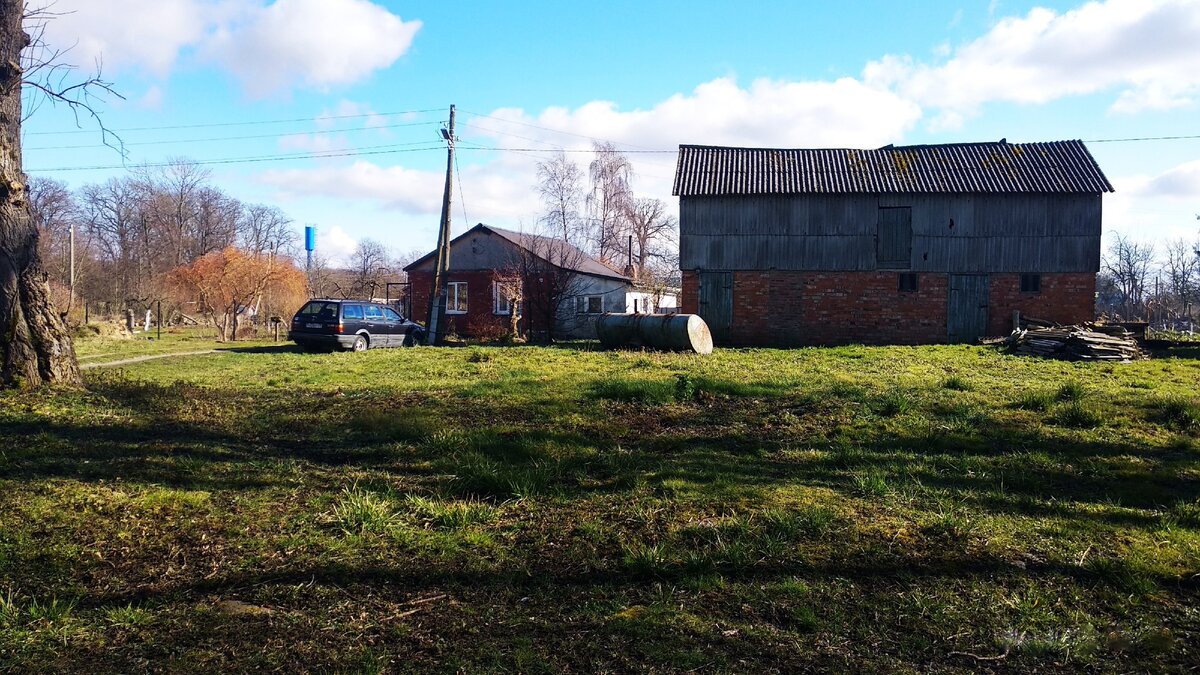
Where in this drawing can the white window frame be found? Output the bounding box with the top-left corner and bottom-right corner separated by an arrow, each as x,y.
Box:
493,282 -> 513,315
577,295 -> 604,315
446,281 -> 468,314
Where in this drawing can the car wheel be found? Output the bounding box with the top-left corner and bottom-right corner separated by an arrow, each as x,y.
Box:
352,335 -> 369,352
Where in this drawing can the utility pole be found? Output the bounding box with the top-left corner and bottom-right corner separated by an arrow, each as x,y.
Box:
68,219 -> 75,311
426,104 -> 456,345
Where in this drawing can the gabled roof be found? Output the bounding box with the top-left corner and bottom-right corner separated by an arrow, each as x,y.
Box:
672,140 -> 1115,197
403,223 -> 631,282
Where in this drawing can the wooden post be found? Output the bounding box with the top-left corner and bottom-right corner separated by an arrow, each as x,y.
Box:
426,104 -> 456,346
157,301 -> 162,340
1012,310 -> 1021,332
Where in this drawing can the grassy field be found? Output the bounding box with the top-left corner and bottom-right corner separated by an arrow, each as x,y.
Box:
1,334 -> 1199,672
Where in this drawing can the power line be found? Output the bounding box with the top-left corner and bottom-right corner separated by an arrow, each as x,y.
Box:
23,107 -> 444,136
27,121 -> 441,151
458,109 -> 659,150
459,146 -> 677,154
29,143 -> 445,172
454,151 -> 469,226
1085,134 -> 1200,143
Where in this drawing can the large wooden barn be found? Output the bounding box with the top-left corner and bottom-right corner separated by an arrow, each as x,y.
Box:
672,140 -> 1114,345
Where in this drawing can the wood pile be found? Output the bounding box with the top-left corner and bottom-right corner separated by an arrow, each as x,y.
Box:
1005,324 -> 1144,361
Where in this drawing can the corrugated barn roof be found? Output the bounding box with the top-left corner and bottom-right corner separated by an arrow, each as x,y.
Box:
672,140 -> 1114,196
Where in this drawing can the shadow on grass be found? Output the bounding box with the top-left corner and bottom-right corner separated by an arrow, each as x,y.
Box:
3,376 -> 1197,523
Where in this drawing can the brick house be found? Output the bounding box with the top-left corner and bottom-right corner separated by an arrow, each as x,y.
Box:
672,140 -> 1114,345
405,223 -> 631,340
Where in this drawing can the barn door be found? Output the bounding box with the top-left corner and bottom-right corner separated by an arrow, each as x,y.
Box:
947,274 -> 989,343
876,207 -> 912,269
698,271 -> 733,343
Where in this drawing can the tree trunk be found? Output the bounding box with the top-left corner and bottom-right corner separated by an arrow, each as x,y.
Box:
0,1 -> 80,388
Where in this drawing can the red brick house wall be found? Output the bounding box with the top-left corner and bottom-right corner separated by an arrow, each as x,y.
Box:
409,270 -> 520,339
680,270 -> 1093,346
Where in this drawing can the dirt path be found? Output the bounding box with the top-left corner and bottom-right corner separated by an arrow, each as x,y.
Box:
80,350 -> 218,370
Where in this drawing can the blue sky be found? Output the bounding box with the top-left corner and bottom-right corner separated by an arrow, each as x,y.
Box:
24,0 -> 1200,264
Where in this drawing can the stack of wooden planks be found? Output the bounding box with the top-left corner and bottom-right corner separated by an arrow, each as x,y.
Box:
1005,324 -> 1144,361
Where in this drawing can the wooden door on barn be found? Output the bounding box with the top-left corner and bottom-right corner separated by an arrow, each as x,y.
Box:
698,271 -> 733,343
947,274 -> 990,343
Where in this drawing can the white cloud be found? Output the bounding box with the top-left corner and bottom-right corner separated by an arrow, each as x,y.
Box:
865,0 -> 1200,120
259,161 -> 442,213
1129,159 -> 1200,198
137,85 -> 165,109
38,0 -> 222,77
38,0 -> 420,97
1104,162 -> 1200,243
315,225 -> 357,266
205,0 -> 421,97
254,75 -> 922,231
477,76 -> 921,153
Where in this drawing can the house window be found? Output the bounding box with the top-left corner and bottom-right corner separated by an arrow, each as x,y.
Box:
493,282 -> 515,315
1020,274 -> 1041,294
898,273 -> 919,293
578,295 -> 604,314
447,282 -> 467,314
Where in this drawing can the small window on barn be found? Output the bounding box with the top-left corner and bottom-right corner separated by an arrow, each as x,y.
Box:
578,295 -> 604,314
447,282 -> 468,314
898,273 -> 919,293
1021,274 -> 1041,294
876,207 -> 913,269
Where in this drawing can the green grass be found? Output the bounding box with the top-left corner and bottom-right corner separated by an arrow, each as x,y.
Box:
1,333 -> 1199,671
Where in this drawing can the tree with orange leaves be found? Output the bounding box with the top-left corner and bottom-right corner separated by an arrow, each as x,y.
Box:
169,246 -> 307,341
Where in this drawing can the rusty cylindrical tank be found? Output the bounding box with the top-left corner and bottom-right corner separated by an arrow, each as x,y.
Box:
595,313 -> 714,355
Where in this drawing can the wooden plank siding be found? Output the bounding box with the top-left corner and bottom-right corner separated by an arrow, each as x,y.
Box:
680,193 -> 1101,273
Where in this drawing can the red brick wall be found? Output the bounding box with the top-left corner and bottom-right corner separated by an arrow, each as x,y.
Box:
987,273 -> 1095,336
679,270 -> 1095,346
681,270 -> 699,314
408,270 -> 515,338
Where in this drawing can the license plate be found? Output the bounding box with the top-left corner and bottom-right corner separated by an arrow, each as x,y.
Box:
305,323 -> 322,328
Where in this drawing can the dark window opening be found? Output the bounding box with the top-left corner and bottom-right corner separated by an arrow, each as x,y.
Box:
1020,273 -> 1041,293
898,273 -> 919,293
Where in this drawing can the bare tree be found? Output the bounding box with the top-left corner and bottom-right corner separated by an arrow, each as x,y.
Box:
1163,238 -> 1199,320
586,141 -> 633,266
0,1 -> 120,386
347,238 -> 390,299
504,225 -> 592,343
1103,233 -> 1155,319
239,204 -> 294,258
28,175 -> 75,288
536,151 -> 584,242
624,197 -> 677,283
138,159 -> 210,267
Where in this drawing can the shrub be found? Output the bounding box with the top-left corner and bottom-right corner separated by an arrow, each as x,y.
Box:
942,375 -> 973,391
1012,390 -> 1054,411
872,390 -> 914,417
331,487 -> 398,535
1157,396 -> 1200,433
1056,381 -> 1086,402
1056,402 -> 1103,429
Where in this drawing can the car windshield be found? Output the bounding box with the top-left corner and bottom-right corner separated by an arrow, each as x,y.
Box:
298,301 -> 339,320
